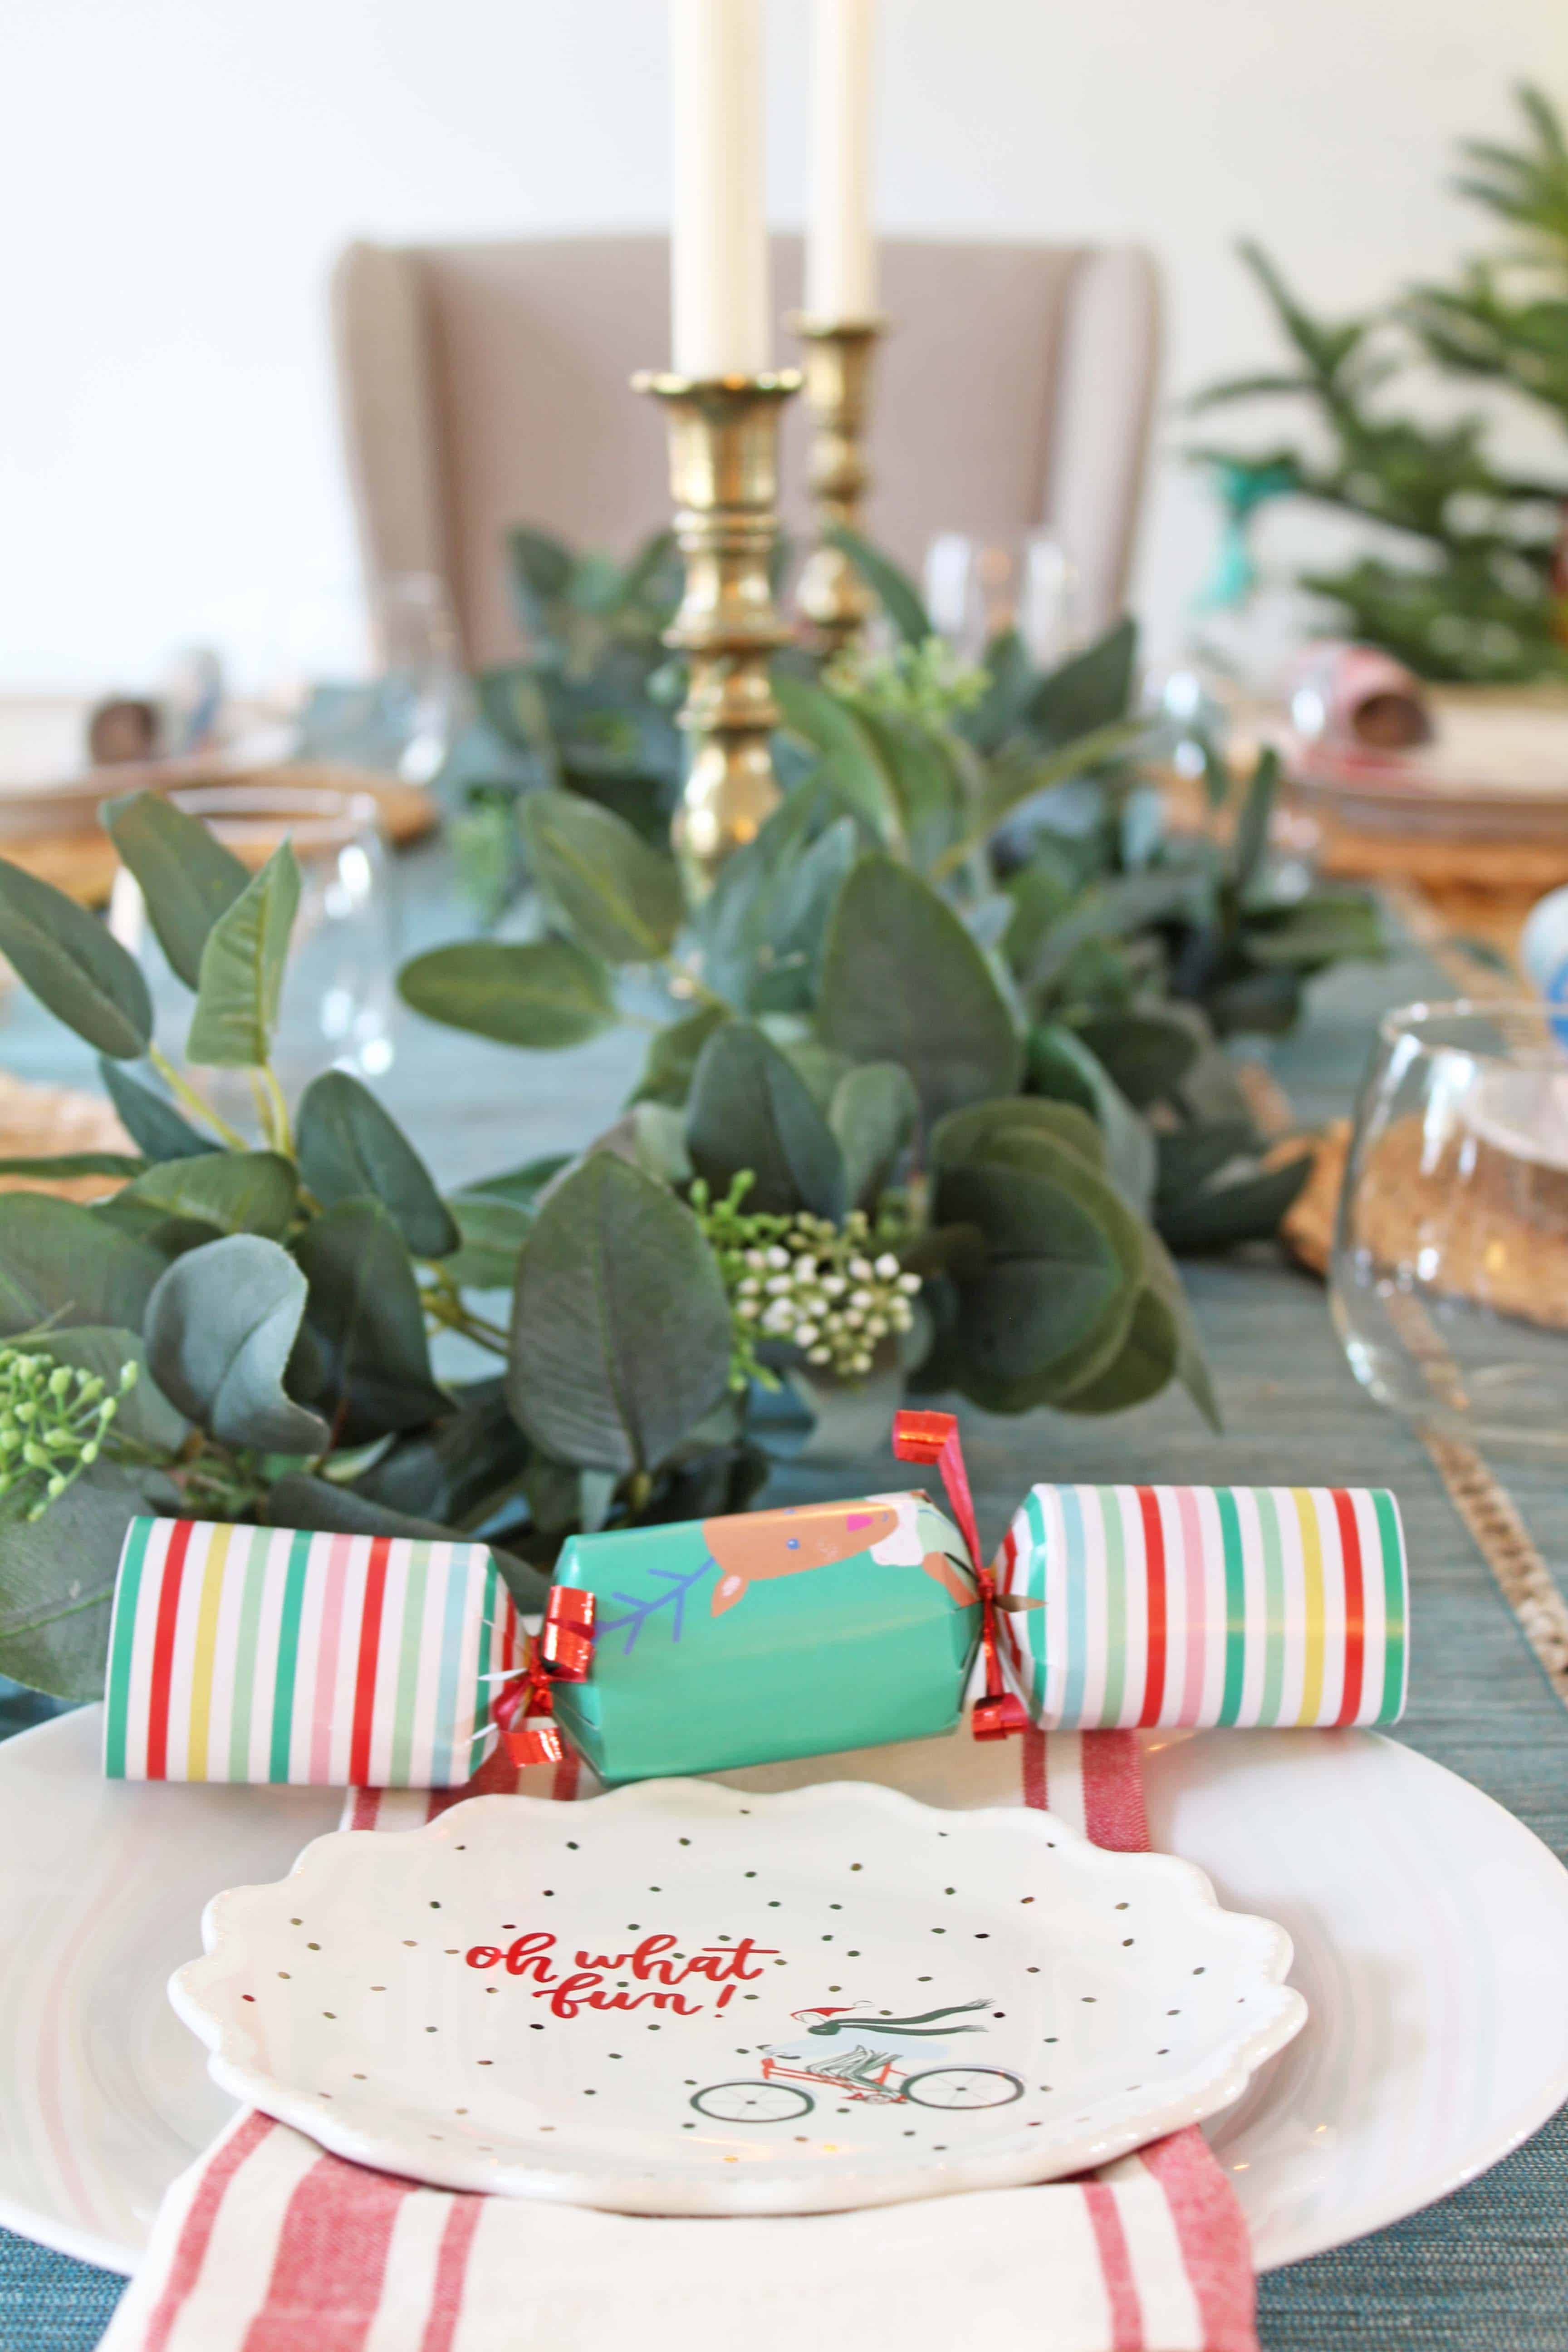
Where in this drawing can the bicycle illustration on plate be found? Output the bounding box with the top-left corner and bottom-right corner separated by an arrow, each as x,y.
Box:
691,1995 -> 1025,2124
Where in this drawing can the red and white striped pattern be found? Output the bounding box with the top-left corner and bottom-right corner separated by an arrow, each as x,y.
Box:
101,1730 -> 1256,2352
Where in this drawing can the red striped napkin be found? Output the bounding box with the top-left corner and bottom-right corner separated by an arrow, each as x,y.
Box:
101,1728 -> 1258,2352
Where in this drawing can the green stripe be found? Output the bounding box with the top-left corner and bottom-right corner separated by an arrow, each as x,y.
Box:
267,1529 -> 315,1783
1099,1490 -> 1127,1727
1256,1490 -> 1286,1725
430,1549 -> 475,1784
1372,1490 -> 1407,1721
104,1517 -> 153,1778
227,1528 -> 271,1779
390,1544 -> 431,1787
1216,1490 -> 1248,1727
471,1563 -> 494,1782
1025,1489 -> 1050,1720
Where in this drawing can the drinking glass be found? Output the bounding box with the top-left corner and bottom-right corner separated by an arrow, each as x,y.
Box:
108,783 -> 398,1107
1331,1000 -> 1568,1453
922,533 -> 1080,668
292,572 -> 469,785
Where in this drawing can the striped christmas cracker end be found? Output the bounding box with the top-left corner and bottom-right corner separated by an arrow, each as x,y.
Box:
102,1518 -> 525,1787
995,1483 -> 1407,1732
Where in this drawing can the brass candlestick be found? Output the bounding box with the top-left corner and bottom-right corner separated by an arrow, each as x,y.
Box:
635,368 -> 802,887
792,317 -> 889,652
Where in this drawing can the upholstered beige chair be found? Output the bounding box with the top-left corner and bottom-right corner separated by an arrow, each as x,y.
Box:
332,233 -> 1160,671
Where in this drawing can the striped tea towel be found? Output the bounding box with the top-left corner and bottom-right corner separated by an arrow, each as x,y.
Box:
99,1727 -> 1258,2352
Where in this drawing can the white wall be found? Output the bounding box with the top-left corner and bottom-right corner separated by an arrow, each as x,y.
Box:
2,0 -> 1565,692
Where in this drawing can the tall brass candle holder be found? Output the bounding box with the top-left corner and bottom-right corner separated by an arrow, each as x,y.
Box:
634,368 -> 802,887
792,317 -> 889,653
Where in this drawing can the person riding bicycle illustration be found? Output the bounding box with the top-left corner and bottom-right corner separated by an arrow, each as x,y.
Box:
763,1997 -> 992,2090
691,1994 -> 1024,2123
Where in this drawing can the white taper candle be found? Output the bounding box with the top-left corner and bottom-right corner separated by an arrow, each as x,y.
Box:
806,0 -> 877,322
669,0 -> 770,377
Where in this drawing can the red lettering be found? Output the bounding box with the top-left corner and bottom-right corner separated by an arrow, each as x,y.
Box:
629,1934 -> 680,1984
505,1932 -> 557,1984
548,1970 -> 605,2020
717,1984 -> 737,2010
465,1945 -> 503,1970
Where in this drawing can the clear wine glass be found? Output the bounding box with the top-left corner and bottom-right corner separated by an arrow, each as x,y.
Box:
1331,999 -> 1568,1454
922,532 -> 1081,667
108,783 -> 398,1113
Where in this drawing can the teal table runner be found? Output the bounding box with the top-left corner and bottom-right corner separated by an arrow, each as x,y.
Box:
1,873 -> 1564,2349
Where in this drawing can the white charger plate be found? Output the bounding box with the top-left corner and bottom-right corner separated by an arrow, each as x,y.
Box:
1,1710 -> 1566,2270
169,1780 -> 1303,2216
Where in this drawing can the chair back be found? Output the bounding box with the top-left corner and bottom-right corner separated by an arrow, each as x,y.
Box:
333,232 -> 1160,668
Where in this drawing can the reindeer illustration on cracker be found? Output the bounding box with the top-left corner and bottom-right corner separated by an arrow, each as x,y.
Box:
704,1494 -> 976,1616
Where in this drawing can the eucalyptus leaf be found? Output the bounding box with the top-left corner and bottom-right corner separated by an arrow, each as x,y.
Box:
1156,1152 -> 1311,1254
687,1022 -> 846,1219
0,857 -> 152,1059
397,937 -> 616,1049
1027,617 -> 1138,745
746,816 -> 858,1014
816,857 -> 1023,1124
103,790 -> 250,990
1074,1010 -> 1201,1111
630,1004 -> 730,1107
0,1194 -> 163,1337
507,1152 -> 732,1475
297,1071 -> 458,1257
346,1376 -> 521,1525
443,1193 -> 534,1290
114,1151 -> 298,1241
0,1460 -> 150,1699
772,675 -> 904,848
933,1093 -> 1107,1175
98,1058 -> 221,1161
1059,1225 -> 1219,1428
519,790 -> 685,963
1024,869 -> 1205,997
143,1234 -> 330,1452
1026,1024 -> 1156,1214
935,1161 -> 1129,1410
1229,747 -> 1281,894
0,1152 -> 143,1180
829,1063 -> 918,1209
826,525 -> 932,646
187,841 -> 301,1068
293,1203 -> 449,1445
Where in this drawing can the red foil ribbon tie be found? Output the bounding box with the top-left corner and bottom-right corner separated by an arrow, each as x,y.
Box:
892,1408 -> 1026,1743
496,1586 -> 596,1767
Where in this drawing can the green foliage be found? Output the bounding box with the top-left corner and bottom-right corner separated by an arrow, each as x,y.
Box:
507,1154 -> 733,1479
816,856 -> 1025,1123
519,790 -> 685,963
186,843 -> 301,1069
144,1236 -> 330,1454
397,937 -> 616,1048
296,1071 -> 459,1258
0,855 -> 152,1060
687,1023 -> 846,1220
103,793 -> 249,990
1189,89 -> 1568,683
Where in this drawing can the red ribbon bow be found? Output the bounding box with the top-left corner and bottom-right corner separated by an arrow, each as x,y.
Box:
495,1586 -> 596,1768
893,1408 -> 1026,1743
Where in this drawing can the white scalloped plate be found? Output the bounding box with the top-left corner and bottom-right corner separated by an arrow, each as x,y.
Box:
169,1778 -> 1303,2216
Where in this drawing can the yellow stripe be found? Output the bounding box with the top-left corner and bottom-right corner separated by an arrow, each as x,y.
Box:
1291,1489 -> 1325,1725
186,1524 -> 235,1782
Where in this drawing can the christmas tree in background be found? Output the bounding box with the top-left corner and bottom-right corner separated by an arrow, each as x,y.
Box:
1190,86 -> 1568,687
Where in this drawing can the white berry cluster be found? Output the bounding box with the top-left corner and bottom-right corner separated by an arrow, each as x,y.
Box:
734,1216 -> 921,1378
690,1178 -> 922,1387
